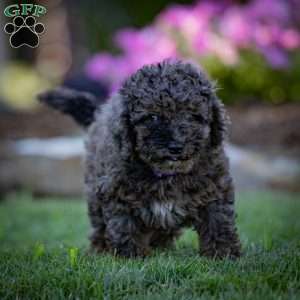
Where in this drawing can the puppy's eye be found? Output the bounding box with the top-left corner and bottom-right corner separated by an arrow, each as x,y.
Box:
149,114 -> 159,122
192,114 -> 206,124
135,114 -> 159,124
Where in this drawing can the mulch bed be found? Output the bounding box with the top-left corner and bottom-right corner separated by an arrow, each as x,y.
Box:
228,103 -> 300,157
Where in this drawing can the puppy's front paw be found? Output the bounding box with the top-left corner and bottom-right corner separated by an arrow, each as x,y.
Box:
112,243 -> 150,258
200,245 -> 242,260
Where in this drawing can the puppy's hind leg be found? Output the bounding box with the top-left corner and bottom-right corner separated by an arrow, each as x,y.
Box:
88,201 -> 107,253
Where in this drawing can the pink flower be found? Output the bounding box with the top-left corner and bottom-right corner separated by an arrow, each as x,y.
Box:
193,32 -> 210,55
115,28 -> 150,53
85,53 -> 132,86
207,33 -> 239,65
254,24 -> 277,47
193,1 -> 226,22
280,29 -> 300,49
260,46 -> 289,68
85,0 -> 300,90
220,7 -> 252,47
86,26 -> 178,92
84,53 -> 115,80
115,27 -> 177,58
157,4 -> 192,29
158,3 -> 212,43
247,0 -> 289,23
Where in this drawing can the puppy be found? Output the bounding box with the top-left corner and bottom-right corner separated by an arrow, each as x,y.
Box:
39,60 -> 241,259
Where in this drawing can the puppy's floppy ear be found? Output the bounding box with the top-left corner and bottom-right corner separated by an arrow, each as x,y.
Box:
210,96 -> 229,149
108,94 -> 136,160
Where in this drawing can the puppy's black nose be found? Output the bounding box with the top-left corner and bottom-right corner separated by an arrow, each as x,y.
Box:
168,143 -> 184,154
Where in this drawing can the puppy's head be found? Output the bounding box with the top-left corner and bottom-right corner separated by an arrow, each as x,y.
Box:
117,61 -> 228,176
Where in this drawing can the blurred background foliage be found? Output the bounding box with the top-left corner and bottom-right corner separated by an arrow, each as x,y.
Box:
74,0 -> 194,52
0,62 -> 50,109
1,0 -> 299,110
81,0 -> 300,104
203,51 -> 300,104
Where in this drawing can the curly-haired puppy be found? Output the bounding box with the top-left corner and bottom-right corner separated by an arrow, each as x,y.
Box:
39,60 -> 241,259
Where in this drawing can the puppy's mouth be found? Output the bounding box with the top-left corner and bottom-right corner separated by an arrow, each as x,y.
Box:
154,170 -> 177,178
159,155 -> 189,162
138,151 -> 195,177
151,156 -> 195,178
163,157 -> 181,162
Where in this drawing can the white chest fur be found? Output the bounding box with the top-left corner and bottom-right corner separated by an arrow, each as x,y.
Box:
140,201 -> 187,229
151,201 -> 175,220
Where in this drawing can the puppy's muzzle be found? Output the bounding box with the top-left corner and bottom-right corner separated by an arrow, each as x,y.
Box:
167,142 -> 184,155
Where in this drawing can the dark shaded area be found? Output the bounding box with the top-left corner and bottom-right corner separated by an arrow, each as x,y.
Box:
66,0 -> 195,52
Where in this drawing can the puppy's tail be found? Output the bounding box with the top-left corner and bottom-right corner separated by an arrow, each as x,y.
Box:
38,87 -> 102,128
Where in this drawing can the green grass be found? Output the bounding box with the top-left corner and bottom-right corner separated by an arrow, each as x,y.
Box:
0,191 -> 300,299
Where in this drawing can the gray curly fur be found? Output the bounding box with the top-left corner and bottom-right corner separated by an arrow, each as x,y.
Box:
84,60 -> 241,259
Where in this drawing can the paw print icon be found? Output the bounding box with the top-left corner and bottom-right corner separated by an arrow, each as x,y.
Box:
4,16 -> 45,48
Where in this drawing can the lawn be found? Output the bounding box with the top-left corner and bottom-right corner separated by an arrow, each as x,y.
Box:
0,191 -> 299,299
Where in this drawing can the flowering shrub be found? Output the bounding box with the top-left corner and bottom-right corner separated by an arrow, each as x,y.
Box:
85,0 -> 300,103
